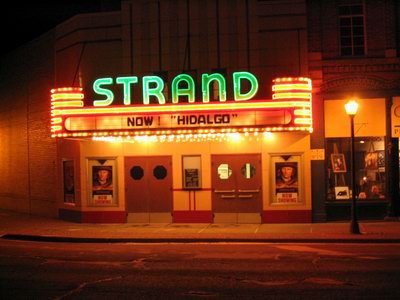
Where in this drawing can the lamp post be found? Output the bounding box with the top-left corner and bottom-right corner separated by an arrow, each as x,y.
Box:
345,100 -> 361,234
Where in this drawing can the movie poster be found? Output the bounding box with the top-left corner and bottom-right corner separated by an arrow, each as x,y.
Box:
275,161 -> 299,204
92,165 -> 113,205
63,160 -> 75,203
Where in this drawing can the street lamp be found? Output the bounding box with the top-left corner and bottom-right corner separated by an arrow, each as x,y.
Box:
345,99 -> 361,234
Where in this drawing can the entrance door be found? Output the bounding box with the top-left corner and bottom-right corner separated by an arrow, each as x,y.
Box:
125,156 -> 172,223
212,154 -> 262,223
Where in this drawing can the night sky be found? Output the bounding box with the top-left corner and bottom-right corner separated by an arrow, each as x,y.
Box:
1,1 -> 121,56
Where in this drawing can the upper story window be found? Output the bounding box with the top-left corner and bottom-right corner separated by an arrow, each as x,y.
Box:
339,4 -> 365,56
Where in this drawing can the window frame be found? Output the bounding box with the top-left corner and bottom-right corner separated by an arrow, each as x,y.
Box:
325,137 -> 386,201
182,155 -> 202,189
338,3 -> 367,57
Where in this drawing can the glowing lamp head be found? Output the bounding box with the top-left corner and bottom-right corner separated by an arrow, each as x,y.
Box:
344,100 -> 359,116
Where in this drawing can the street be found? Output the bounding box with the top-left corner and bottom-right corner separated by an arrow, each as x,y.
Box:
1,239 -> 399,299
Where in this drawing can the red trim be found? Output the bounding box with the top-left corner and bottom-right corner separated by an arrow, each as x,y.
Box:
173,211 -> 213,223
262,210 -> 311,223
172,188 -> 212,191
59,209 -> 126,223
59,209 -> 81,222
188,191 -> 192,211
81,211 -> 126,223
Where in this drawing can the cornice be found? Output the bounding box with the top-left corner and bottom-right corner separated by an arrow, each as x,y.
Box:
320,75 -> 400,93
322,62 -> 400,74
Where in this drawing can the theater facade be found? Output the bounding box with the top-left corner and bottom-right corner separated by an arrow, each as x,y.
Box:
1,0 -> 399,223
53,73 -> 313,223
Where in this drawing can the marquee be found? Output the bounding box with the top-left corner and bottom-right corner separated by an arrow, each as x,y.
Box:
50,72 -> 312,138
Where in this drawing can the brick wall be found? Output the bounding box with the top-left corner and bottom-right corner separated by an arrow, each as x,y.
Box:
0,31 -> 57,217
123,0 -> 309,100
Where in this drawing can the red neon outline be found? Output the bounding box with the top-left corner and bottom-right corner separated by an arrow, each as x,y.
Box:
50,77 -> 313,137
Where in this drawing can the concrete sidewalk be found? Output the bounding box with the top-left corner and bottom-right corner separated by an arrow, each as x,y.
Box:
1,210 -> 400,243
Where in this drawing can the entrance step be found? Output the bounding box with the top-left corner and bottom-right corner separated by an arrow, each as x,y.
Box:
127,213 -> 172,223
214,213 -> 261,224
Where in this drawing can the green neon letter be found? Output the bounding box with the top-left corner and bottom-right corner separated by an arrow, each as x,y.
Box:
171,74 -> 195,103
116,76 -> 138,105
142,76 -> 166,105
201,73 -> 227,103
233,71 -> 258,101
93,77 -> 114,106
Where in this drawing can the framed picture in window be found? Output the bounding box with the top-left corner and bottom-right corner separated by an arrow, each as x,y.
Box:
377,150 -> 385,168
365,152 -> 378,170
335,186 -> 350,200
182,155 -> 202,189
331,154 -> 347,173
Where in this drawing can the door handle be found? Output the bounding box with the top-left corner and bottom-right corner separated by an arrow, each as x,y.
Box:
221,195 -> 236,199
238,194 -> 253,198
238,189 -> 260,193
215,189 -> 235,193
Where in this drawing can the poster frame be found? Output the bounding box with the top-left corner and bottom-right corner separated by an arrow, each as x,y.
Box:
87,157 -> 118,207
62,159 -> 76,205
182,155 -> 202,190
270,153 -> 304,205
331,153 -> 347,173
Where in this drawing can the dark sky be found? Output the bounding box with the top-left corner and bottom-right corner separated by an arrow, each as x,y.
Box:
1,1 -> 121,56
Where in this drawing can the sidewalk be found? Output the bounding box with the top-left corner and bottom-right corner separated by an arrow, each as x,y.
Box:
1,210 -> 400,243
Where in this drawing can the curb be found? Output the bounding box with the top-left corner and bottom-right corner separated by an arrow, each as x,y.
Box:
3,234 -> 400,244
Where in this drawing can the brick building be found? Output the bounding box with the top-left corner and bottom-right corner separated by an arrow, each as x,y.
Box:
307,0 -> 400,220
0,0 -> 398,223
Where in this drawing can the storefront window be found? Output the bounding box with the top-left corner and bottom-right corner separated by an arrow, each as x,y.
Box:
326,137 -> 386,201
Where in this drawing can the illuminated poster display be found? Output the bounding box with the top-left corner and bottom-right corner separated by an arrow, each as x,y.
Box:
63,160 -> 75,203
89,159 -> 117,206
50,73 -> 312,138
92,165 -> 113,205
275,162 -> 299,203
271,155 -> 303,205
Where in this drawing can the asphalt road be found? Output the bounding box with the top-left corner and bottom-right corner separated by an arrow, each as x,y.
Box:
1,239 -> 399,299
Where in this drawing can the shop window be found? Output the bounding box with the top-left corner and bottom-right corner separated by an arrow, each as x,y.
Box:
153,165 -> 167,180
241,163 -> 256,179
217,163 -> 232,179
326,137 -> 386,201
338,4 -> 366,56
130,166 -> 144,180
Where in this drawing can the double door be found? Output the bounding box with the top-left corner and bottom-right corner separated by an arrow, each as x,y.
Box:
124,156 -> 172,222
212,154 -> 262,223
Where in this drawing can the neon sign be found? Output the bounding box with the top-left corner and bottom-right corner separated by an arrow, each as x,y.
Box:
92,71 -> 258,106
50,73 -> 312,138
